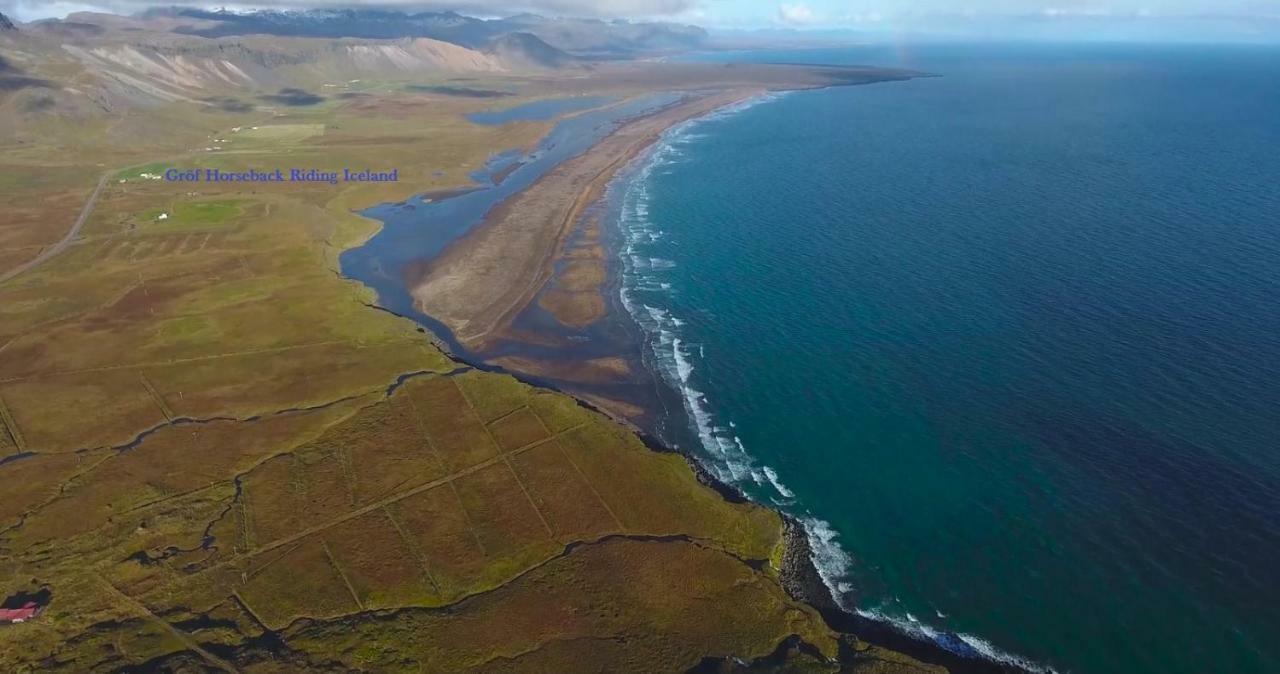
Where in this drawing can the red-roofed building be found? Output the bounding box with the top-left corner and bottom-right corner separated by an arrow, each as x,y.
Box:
0,602 -> 40,623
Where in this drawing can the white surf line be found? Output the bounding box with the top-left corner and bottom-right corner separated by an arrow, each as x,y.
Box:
611,90 -> 1062,674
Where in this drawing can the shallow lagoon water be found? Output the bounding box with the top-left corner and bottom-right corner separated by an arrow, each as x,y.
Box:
339,92 -> 681,353
466,95 -> 615,125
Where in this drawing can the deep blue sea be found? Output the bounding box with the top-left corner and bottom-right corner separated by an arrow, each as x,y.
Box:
612,44 -> 1280,673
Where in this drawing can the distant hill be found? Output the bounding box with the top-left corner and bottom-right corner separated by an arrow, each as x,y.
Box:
502,14 -> 708,58
0,10 -> 581,125
30,33 -> 520,108
154,8 -> 708,56
485,32 -> 578,69
0,6 -> 705,130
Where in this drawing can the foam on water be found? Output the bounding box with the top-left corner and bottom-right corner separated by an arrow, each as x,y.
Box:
614,102 -> 793,500
608,90 -> 1063,674
800,516 -> 858,603
763,466 -> 796,499
615,93 -> 868,573
854,605 -> 1060,674
671,337 -> 695,383
802,519 -> 1059,673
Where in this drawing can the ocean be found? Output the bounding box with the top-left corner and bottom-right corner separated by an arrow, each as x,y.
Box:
611,44 -> 1280,673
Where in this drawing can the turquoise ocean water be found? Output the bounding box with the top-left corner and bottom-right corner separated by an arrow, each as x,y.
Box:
610,44 -> 1280,673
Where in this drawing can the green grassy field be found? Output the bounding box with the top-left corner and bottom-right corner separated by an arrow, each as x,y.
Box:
134,199 -> 246,232
115,162 -> 173,181
235,123 -> 325,141
0,65 -> 940,674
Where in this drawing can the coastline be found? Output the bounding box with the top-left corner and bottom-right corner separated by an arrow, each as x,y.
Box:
406,88 -> 764,352
352,75 -> 1029,673
370,298 -> 1024,674
582,93 -> 1033,674
603,93 -> 1052,674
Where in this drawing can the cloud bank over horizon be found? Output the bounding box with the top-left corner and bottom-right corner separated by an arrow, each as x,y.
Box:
2,0 -> 1277,40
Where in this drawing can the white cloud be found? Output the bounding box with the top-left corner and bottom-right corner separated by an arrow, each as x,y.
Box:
0,0 -> 701,22
3,0 -> 1277,29
0,0 -> 104,21
777,2 -> 817,24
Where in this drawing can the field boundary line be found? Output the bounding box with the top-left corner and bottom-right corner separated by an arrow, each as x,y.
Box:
322,540 -> 365,611
242,423 -> 586,561
97,574 -> 240,673
0,393 -> 26,452
383,505 -> 442,594
531,411 -> 625,531
139,374 -> 176,421
453,379 -> 554,537
0,339 -> 354,383
231,590 -> 271,632
404,391 -> 489,555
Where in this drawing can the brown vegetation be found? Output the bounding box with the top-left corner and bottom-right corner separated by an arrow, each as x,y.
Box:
0,20 -> 936,671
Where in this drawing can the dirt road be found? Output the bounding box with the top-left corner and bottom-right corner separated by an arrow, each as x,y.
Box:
0,172 -> 109,285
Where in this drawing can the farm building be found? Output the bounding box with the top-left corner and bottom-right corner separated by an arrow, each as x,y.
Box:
0,602 -> 40,623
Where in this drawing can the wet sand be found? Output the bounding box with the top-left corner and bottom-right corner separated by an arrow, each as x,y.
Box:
399,65 -> 926,424
408,89 -> 761,353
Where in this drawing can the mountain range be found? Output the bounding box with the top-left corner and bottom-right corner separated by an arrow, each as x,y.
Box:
0,7 -> 711,127
146,8 -> 707,57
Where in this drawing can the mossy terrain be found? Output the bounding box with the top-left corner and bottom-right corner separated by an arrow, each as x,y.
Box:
116,162 -> 174,181
0,63 -> 942,673
134,200 -> 247,233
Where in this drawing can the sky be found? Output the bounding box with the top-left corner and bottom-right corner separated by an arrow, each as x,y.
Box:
2,0 -> 1278,40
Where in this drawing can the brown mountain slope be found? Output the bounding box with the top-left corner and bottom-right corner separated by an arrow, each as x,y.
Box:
0,15 -> 571,122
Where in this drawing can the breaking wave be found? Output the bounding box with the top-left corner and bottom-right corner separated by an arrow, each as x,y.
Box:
609,93 -> 1057,674
855,604 -> 1060,674
614,102 -> 797,501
